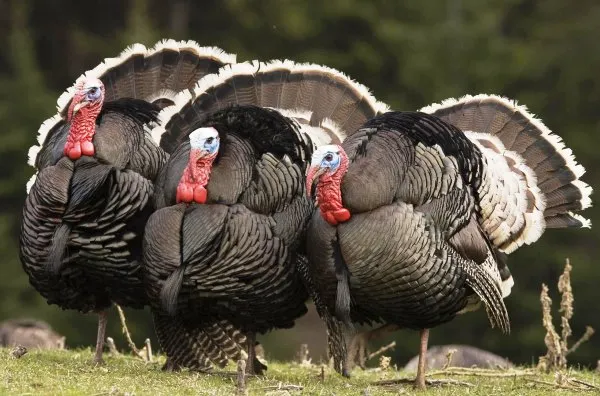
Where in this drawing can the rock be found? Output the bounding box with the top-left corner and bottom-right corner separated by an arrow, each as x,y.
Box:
403,344 -> 513,372
10,345 -> 28,358
0,319 -> 66,350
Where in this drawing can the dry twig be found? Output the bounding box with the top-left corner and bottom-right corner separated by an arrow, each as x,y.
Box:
378,356 -> 391,371
569,378 -> 600,390
106,337 -> 120,356
538,259 -> 594,372
367,341 -> 396,361
567,326 -> 595,355
144,338 -> 153,362
115,304 -> 145,361
373,378 -> 474,387
538,283 -> 563,371
261,383 -> 303,391
236,358 -> 247,396
442,348 -> 457,370
427,367 -> 536,378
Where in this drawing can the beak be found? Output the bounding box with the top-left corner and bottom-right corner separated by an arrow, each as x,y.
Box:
71,100 -> 89,118
306,165 -> 327,197
196,149 -> 211,159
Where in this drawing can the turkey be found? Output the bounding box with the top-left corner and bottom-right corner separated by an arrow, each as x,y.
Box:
20,39 -> 237,365
305,97 -> 592,389
143,59 -> 389,374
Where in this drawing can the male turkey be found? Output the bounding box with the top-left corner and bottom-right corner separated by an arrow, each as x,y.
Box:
20,39 -> 237,364
305,98 -> 591,389
143,60 -> 389,373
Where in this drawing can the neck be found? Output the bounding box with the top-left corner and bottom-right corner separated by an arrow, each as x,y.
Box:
182,155 -> 215,186
176,150 -> 216,204
317,161 -> 351,226
68,111 -> 97,141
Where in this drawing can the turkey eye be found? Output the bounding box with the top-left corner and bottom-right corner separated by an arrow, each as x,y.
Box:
87,87 -> 100,99
324,153 -> 334,162
206,137 -> 214,144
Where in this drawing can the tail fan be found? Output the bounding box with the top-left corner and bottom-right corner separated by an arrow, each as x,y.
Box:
463,259 -> 511,334
151,60 -> 389,153
421,94 -> 592,253
152,311 -> 256,371
27,39 -> 236,178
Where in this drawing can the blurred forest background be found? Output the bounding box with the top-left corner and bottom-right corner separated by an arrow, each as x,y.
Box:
0,0 -> 598,368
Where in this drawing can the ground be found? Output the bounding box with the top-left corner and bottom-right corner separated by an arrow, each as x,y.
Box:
0,348 -> 598,395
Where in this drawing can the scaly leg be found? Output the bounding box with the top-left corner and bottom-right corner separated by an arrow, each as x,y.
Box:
93,310 -> 108,365
415,328 -> 429,390
347,324 -> 401,370
245,332 -> 256,375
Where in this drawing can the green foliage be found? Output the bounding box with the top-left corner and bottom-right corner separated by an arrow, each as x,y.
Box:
0,0 -> 598,370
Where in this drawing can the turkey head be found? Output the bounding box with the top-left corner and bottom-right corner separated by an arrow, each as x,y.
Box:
307,144 -> 351,226
64,77 -> 105,160
176,127 -> 220,204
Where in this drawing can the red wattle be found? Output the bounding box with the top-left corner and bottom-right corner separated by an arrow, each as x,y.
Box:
321,209 -> 352,226
323,211 -> 338,226
81,141 -> 95,156
193,186 -> 207,204
67,142 -> 82,160
333,208 -> 351,222
176,184 -> 193,203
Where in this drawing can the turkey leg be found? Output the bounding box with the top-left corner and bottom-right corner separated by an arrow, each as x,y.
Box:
415,328 -> 429,390
245,332 -> 256,375
93,310 -> 108,365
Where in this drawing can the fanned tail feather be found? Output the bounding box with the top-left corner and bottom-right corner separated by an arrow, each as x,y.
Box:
463,262 -> 510,334
27,39 -> 236,180
421,94 -> 592,253
152,60 -> 389,154
153,311 -> 263,372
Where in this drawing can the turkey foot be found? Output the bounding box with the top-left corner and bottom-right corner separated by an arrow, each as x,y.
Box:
347,324 -> 401,370
415,328 -> 429,390
244,332 -> 266,375
162,357 -> 183,372
92,310 -> 108,365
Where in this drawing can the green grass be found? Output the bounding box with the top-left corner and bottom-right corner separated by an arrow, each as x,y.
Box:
0,348 -> 597,395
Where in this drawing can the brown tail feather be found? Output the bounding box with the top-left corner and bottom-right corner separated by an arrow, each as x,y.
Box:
61,39 -> 235,107
152,60 -> 389,154
28,40 -> 235,174
152,311 -> 249,371
421,94 -> 591,229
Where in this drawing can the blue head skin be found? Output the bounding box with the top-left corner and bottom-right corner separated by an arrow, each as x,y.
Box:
306,144 -> 344,196
189,127 -> 220,158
